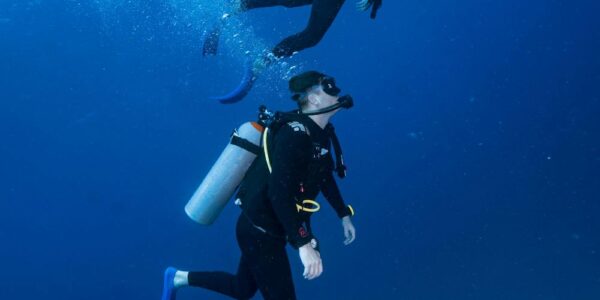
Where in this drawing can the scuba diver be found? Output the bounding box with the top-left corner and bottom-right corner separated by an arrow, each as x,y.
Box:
207,0 -> 383,104
162,71 -> 357,300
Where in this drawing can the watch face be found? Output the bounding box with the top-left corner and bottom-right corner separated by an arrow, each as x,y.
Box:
310,239 -> 318,249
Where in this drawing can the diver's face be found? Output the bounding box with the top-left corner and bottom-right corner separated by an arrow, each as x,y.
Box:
311,86 -> 339,109
319,88 -> 340,107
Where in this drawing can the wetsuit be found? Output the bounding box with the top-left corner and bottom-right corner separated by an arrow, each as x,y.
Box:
187,113 -> 352,300
241,0 -> 346,57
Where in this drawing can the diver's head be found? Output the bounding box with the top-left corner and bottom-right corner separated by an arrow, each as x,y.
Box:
289,71 -> 353,116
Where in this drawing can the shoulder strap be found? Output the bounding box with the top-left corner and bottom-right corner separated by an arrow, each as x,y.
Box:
325,123 -> 347,179
231,132 -> 262,155
261,111 -> 301,174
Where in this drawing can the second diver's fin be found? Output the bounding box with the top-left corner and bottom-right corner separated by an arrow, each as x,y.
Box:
202,24 -> 221,56
210,64 -> 257,104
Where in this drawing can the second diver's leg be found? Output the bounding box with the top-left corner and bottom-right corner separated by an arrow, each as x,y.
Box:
203,0 -> 312,55
203,0 -> 314,56
241,0 -> 312,11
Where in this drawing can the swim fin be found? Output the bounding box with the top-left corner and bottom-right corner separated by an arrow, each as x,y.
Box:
161,267 -> 178,300
211,65 -> 257,104
202,25 -> 221,56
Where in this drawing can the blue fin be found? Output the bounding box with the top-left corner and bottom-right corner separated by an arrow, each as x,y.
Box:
161,267 -> 178,300
211,65 -> 257,104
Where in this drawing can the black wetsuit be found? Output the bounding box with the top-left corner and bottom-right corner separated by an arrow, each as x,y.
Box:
188,113 -> 352,300
241,0 -> 346,57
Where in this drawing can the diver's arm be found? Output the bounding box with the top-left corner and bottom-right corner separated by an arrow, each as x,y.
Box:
321,171 -> 356,245
271,0 -> 345,57
268,124 -> 324,279
321,172 -> 353,218
267,125 -> 314,249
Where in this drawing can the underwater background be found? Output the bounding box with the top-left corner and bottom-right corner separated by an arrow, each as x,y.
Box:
1,0 -> 599,299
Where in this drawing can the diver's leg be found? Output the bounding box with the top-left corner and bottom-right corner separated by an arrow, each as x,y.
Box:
186,256 -> 257,299
250,243 -> 296,300
185,216 -> 258,299
203,0 -> 314,56
272,0 -> 345,57
203,0 -> 311,55
235,216 -> 296,300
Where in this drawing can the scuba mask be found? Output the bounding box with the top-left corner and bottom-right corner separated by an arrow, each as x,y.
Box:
301,77 -> 353,116
320,77 -> 341,97
291,76 -> 340,100
289,74 -> 353,116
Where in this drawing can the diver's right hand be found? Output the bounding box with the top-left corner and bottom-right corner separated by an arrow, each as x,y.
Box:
299,243 -> 323,280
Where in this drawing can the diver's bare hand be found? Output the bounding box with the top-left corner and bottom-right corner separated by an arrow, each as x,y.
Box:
299,244 -> 323,280
342,216 -> 356,245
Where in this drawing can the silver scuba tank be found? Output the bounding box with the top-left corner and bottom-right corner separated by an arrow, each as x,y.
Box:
184,121 -> 264,225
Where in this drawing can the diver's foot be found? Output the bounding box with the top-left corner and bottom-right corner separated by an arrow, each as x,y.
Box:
161,267 -> 178,300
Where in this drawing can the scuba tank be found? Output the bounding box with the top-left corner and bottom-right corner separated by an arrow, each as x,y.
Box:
184,121 -> 264,225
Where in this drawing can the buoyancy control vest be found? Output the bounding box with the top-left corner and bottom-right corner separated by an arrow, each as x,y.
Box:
184,105 -> 346,226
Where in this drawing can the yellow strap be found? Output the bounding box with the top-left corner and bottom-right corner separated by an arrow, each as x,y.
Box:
347,205 -> 355,216
296,199 -> 321,213
263,127 -> 272,173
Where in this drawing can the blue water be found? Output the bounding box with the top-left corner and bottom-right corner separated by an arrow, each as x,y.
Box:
1,0 -> 599,299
